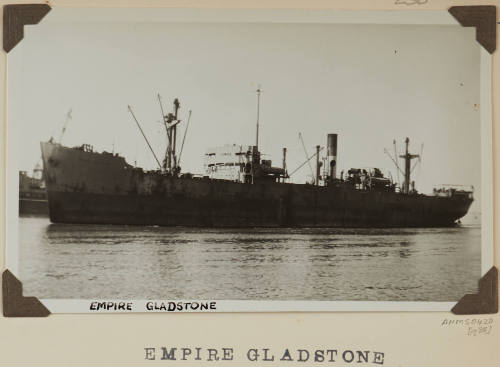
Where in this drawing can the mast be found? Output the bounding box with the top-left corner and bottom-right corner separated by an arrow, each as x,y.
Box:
158,95 -> 182,175
399,137 -> 419,194
172,98 -> 180,170
255,87 -> 261,150
315,145 -> 321,186
282,147 -> 287,182
250,87 -> 262,184
157,94 -> 171,172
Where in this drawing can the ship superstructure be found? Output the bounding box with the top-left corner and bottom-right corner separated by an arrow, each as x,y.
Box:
40,92 -> 473,227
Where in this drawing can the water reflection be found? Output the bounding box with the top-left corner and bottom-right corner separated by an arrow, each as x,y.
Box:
399,241 -> 411,258
17,217 -> 482,301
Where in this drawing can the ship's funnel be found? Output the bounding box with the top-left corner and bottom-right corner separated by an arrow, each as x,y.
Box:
327,134 -> 338,179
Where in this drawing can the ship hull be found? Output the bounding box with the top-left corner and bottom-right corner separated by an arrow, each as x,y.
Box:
41,142 -> 473,228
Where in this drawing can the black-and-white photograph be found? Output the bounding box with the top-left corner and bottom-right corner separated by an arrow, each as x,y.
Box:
7,9 -> 492,308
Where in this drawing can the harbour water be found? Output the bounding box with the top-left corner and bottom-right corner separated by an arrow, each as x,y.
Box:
18,217 -> 481,301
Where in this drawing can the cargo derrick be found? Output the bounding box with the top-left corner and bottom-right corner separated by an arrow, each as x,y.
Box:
159,96 -> 181,176
399,137 -> 420,194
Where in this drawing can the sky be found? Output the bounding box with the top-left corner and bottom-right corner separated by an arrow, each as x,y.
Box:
9,19 -> 482,212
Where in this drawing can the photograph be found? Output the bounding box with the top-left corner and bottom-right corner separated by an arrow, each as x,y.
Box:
6,8 -> 491,307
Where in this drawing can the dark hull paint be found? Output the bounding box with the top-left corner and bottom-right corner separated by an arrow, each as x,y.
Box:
46,190 -> 470,228
41,142 -> 473,228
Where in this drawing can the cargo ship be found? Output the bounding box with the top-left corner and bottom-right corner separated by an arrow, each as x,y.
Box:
19,163 -> 49,216
40,94 -> 473,227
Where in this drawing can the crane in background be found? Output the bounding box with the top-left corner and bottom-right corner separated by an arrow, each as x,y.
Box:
57,108 -> 72,144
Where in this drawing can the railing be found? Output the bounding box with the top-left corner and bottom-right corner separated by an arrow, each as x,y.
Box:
433,184 -> 474,191
433,184 -> 474,199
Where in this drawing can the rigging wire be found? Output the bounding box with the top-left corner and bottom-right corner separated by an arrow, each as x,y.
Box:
178,110 -> 192,165
289,147 -> 325,177
298,132 -> 315,183
127,105 -> 162,169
